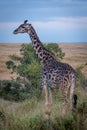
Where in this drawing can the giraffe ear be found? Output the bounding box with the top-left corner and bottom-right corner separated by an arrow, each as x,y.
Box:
24,20 -> 28,24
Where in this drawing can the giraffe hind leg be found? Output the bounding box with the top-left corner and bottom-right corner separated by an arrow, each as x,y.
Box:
70,80 -> 77,110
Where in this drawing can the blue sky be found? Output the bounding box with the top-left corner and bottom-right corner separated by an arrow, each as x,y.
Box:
0,0 -> 87,43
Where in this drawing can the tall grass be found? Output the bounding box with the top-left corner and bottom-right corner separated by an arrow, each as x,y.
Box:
0,86 -> 87,130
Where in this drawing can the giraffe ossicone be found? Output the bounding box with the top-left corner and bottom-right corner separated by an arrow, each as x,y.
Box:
13,20 -> 77,114
24,20 -> 28,24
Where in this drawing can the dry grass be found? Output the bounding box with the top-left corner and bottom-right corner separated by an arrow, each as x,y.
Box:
59,43 -> 87,66
0,43 -> 21,80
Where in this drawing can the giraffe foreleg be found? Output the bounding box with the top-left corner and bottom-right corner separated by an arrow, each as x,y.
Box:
62,96 -> 67,115
60,87 -> 68,115
49,88 -> 53,105
43,84 -> 49,107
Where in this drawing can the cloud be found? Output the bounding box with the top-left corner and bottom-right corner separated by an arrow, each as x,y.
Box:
0,17 -> 87,30
32,17 -> 87,29
0,22 -> 21,29
72,0 -> 87,2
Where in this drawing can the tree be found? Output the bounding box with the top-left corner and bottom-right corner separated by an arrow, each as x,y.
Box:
6,43 -> 65,90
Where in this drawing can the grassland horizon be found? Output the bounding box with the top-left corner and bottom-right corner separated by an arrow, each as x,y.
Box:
0,42 -> 87,80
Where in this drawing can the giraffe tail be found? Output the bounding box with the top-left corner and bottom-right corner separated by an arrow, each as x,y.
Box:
73,94 -> 78,109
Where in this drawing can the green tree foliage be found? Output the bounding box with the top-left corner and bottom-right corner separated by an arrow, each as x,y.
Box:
44,43 -> 65,60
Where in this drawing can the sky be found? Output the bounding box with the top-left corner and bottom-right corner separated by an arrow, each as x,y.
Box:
0,0 -> 87,43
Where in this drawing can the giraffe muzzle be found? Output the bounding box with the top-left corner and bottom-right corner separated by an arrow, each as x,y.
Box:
13,29 -> 18,34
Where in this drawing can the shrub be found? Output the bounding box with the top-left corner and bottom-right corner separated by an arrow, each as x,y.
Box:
0,80 -> 30,101
76,65 -> 87,88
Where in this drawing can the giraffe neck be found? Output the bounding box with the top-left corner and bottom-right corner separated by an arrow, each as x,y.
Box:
27,25 -> 56,65
27,25 -> 43,58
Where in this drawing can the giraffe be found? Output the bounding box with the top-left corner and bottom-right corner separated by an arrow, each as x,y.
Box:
13,20 -> 77,114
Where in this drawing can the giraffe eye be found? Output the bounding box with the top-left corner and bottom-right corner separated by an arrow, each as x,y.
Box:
22,26 -> 25,28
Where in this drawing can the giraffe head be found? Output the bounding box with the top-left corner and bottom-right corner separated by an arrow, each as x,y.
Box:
13,20 -> 31,34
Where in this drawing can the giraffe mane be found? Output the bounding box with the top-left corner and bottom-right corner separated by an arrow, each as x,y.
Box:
44,48 -> 56,58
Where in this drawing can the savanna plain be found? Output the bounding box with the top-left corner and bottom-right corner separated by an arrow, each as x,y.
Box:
0,43 -> 87,130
